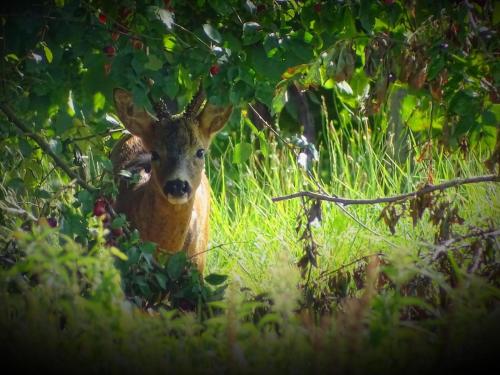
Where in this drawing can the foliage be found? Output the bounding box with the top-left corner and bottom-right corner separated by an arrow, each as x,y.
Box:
0,0 -> 499,372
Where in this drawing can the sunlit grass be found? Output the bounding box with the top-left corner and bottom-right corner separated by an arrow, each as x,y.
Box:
206,126 -> 500,291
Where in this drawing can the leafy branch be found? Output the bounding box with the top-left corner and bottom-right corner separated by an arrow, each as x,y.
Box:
0,103 -> 98,194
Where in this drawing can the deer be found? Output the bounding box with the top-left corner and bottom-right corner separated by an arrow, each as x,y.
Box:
110,87 -> 232,273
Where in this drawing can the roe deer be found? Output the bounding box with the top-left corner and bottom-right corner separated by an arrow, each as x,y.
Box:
111,88 -> 232,272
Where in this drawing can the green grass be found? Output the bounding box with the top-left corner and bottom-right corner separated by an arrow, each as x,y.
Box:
1,123 -> 499,373
206,126 -> 499,293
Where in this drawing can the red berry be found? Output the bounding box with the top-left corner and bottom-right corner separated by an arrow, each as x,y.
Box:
103,45 -> 116,57
47,217 -> 58,228
209,64 -> 220,76
120,7 -> 133,19
98,13 -> 107,24
93,199 -> 107,217
112,227 -> 124,237
256,4 -> 266,13
131,39 -> 144,50
105,238 -> 116,247
314,3 -> 322,13
490,91 -> 499,104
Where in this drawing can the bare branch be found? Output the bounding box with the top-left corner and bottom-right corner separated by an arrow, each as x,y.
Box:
272,175 -> 500,205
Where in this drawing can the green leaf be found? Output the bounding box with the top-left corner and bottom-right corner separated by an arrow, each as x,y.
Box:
203,24 -> 222,44
111,215 -> 127,229
154,272 -> 168,289
93,92 -> 106,113
271,84 -> 288,115
204,273 -> 228,285
110,246 -> 128,261
427,55 -> 445,80
163,34 -> 176,52
336,81 -> 353,95
41,42 -> 53,63
255,81 -> 274,107
5,53 -> 19,62
450,91 -> 480,117
131,53 -> 148,75
258,132 -> 269,158
494,1 -> 500,25
19,138 -> 33,157
140,242 -> 156,255
145,54 -> 164,71
229,81 -> 254,104
233,142 -> 252,164
48,139 -> 62,155
359,0 -> 377,34
481,110 -> 497,125
167,252 -> 187,281
76,190 -> 94,214
242,22 -> 263,45
164,69 -> 179,99
53,111 -> 72,135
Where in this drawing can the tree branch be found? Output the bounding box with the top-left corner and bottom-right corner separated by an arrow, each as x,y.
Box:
272,175 -> 500,205
0,103 -> 98,194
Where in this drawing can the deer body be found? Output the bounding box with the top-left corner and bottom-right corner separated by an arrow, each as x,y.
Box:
111,89 -> 231,273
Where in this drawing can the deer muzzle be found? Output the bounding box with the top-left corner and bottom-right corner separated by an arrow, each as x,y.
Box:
164,179 -> 192,204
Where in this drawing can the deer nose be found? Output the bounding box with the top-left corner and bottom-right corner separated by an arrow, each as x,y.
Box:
164,179 -> 191,197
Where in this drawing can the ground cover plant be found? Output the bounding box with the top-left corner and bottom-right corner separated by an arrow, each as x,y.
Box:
0,0 -> 499,373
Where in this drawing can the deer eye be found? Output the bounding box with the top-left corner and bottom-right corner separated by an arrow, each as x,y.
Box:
196,149 -> 205,159
151,151 -> 160,161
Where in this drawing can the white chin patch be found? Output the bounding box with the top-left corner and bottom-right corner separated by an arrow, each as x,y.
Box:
167,194 -> 189,205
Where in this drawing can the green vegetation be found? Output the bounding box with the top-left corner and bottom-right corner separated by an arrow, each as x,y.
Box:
0,0 -> 499,373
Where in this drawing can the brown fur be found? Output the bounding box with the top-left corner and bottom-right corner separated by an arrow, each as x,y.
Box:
111,89 -> 231,272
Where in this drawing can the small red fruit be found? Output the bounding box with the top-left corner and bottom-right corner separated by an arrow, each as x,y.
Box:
313,3 -> 322,13
98,13 -> 107,24
209,64 -> 220,76
120,7 -> 133,19
105,238 -> 116,247
103,45 -> 116,57
93,199 -> 107,217
131,39 -> 144,50
490,90 -> 499,104
47,217 -> 58,228
112,227 -> 124,237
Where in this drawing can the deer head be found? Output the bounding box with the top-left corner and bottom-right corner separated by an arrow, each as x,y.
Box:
113,88 -> 232,205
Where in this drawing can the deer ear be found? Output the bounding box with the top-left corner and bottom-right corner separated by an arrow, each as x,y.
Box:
198,103 -> 232,139
113,88 -> 155,144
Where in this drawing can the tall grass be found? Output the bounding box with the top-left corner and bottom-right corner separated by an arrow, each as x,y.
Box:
206,121 -> 499,290
1,116 -> 499,373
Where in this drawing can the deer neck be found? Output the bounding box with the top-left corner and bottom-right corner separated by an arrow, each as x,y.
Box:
136,181 -> 195,253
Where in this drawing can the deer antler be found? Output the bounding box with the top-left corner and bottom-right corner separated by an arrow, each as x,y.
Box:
147,90 -> 172,121
185,83 -> 206,120
153,98 -> 173,121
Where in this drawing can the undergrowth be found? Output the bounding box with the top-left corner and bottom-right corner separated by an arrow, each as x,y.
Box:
0,124 -> 499,373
